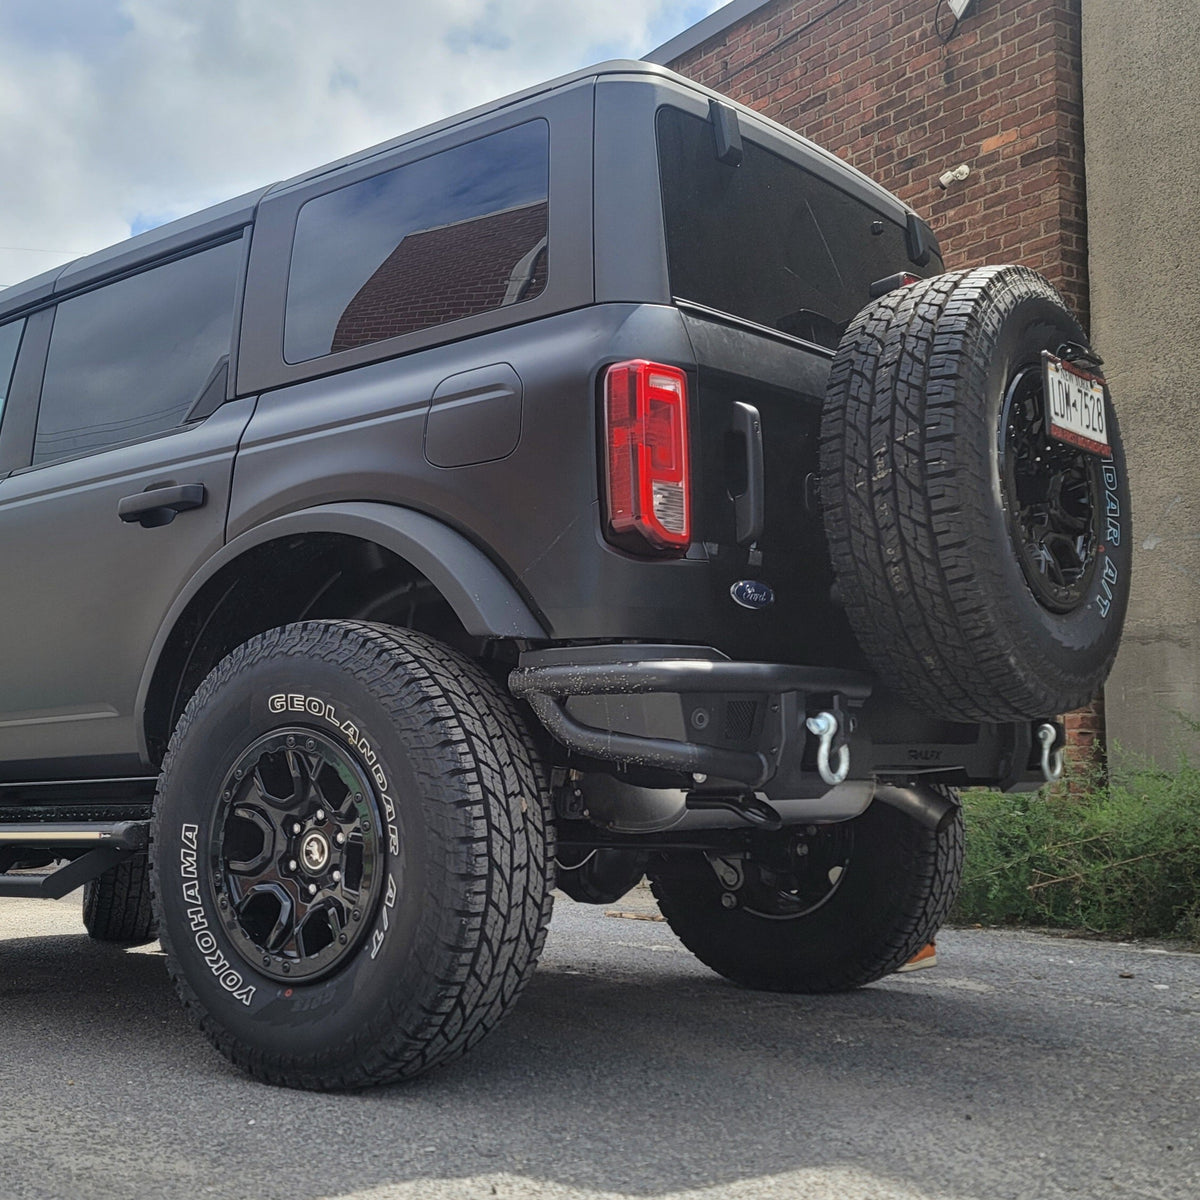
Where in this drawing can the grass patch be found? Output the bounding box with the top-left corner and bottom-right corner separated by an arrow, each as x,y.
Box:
952,747 -> 1200,942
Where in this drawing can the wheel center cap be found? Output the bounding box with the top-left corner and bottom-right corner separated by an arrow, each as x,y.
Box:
301,829 -> 331,873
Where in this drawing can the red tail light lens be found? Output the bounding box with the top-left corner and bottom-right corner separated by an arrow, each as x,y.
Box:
603,360 -> 691,552
869,271 -> 923,299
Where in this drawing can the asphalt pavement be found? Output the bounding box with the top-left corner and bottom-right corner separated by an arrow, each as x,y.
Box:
0,886 -> 1196,1200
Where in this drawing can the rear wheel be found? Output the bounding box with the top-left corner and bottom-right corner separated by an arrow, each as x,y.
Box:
151,620 -> 554,1089
82,854 -> 156,945
649,792 -> 962,992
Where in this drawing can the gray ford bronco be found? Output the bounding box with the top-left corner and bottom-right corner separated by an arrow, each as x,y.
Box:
0,61 -> 1129,1089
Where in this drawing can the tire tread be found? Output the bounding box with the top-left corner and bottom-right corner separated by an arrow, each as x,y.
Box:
150,620 -> 554,1090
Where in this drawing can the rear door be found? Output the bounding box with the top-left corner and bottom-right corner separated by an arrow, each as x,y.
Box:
652,99 -> 942,666
0,236 -> 251,776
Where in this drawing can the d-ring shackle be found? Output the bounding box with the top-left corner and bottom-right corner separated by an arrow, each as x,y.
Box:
1037,723 -> 1064,782
806,711 -> 850,785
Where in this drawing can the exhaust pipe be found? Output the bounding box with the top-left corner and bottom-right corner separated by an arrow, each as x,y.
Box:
874,784 -> 958,832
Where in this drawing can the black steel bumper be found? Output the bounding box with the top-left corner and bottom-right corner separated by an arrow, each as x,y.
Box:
509,645 -> 1055,794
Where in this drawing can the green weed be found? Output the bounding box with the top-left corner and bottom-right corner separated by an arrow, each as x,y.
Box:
952,748 -> 1200,941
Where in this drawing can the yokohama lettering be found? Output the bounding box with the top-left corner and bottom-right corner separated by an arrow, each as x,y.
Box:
180,824 -> 256,1006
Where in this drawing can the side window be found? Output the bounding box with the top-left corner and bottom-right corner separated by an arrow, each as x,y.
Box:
0,318 -> 25,430
284,120 -> 549,364
33,239 -> 240,466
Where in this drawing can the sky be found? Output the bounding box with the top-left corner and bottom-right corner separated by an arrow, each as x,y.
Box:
0,0 -> 726,291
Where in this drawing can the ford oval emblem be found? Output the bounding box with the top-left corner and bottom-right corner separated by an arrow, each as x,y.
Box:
730,579 -> 775,610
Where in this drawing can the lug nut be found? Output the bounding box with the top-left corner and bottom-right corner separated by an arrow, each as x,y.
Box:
316,808 -> 325,822
335,832 -> 346,846
308,883 -> 318,896
288,859 -> 298,871
292,822 -> 302,835
331,870 -> 341,882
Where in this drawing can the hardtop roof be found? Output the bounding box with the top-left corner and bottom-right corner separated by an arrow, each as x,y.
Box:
1,59 -> 914,321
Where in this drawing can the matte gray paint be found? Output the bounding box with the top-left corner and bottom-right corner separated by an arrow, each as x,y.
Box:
0,265 -> 63,323
0,62 -> 996,789
0,397 -> 255,777
425,364 -> 523,468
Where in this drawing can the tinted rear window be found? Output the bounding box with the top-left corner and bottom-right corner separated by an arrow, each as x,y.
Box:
285,120 -> 549,363
657,106 -> 927,349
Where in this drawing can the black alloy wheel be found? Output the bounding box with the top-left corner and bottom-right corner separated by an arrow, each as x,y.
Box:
650,791 -> 963,993
214,729 -> 385,983
737,823 -> 854,921
999,363 -> 1103,614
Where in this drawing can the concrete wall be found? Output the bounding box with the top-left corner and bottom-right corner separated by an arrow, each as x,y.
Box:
1082,3 -> 1200,766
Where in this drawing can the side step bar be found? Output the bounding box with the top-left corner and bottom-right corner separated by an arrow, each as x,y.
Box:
0,821 -> 149,899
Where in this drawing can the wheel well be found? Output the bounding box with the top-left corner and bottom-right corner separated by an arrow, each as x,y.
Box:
143,533 -> 478,766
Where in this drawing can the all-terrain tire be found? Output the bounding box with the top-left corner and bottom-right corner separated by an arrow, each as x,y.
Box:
821,265 -> 1131,722
82,854 -> 156,945
150,620 -> 554,1090
650,793 -> 963,992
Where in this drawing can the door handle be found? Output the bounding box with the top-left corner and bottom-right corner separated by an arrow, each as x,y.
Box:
730,402 -> 765,546
118,483 -> 207,528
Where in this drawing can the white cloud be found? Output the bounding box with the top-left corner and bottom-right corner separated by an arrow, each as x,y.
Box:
0,0 -> 725,289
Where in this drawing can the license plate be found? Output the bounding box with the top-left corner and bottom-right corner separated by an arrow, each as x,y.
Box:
1042,352 -> 1110,456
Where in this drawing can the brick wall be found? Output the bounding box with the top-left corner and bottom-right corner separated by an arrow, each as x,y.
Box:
667,0 -> 1088,328
668,0 -> 1102,758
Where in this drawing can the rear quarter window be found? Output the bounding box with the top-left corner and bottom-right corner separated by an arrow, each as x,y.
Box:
284,120 -> 549,364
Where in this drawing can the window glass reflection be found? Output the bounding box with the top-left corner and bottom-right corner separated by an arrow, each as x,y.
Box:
34,240 -> 240,466
285,120 -> 549,363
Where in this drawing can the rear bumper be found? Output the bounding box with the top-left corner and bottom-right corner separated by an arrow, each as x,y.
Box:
509,644 -> 1057,795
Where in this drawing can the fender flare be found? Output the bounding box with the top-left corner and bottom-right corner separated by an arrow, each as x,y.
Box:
135,503 -> 548,759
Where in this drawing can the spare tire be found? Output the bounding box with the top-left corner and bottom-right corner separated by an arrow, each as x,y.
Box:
820,265 -> 1130,723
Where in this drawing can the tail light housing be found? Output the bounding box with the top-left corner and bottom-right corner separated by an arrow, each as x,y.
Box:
603,360 -> 691,553
869,270 -> 923,299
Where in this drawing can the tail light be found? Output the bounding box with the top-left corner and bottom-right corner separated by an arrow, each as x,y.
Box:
603,359 -> 691,553
869,271 -> 923,299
